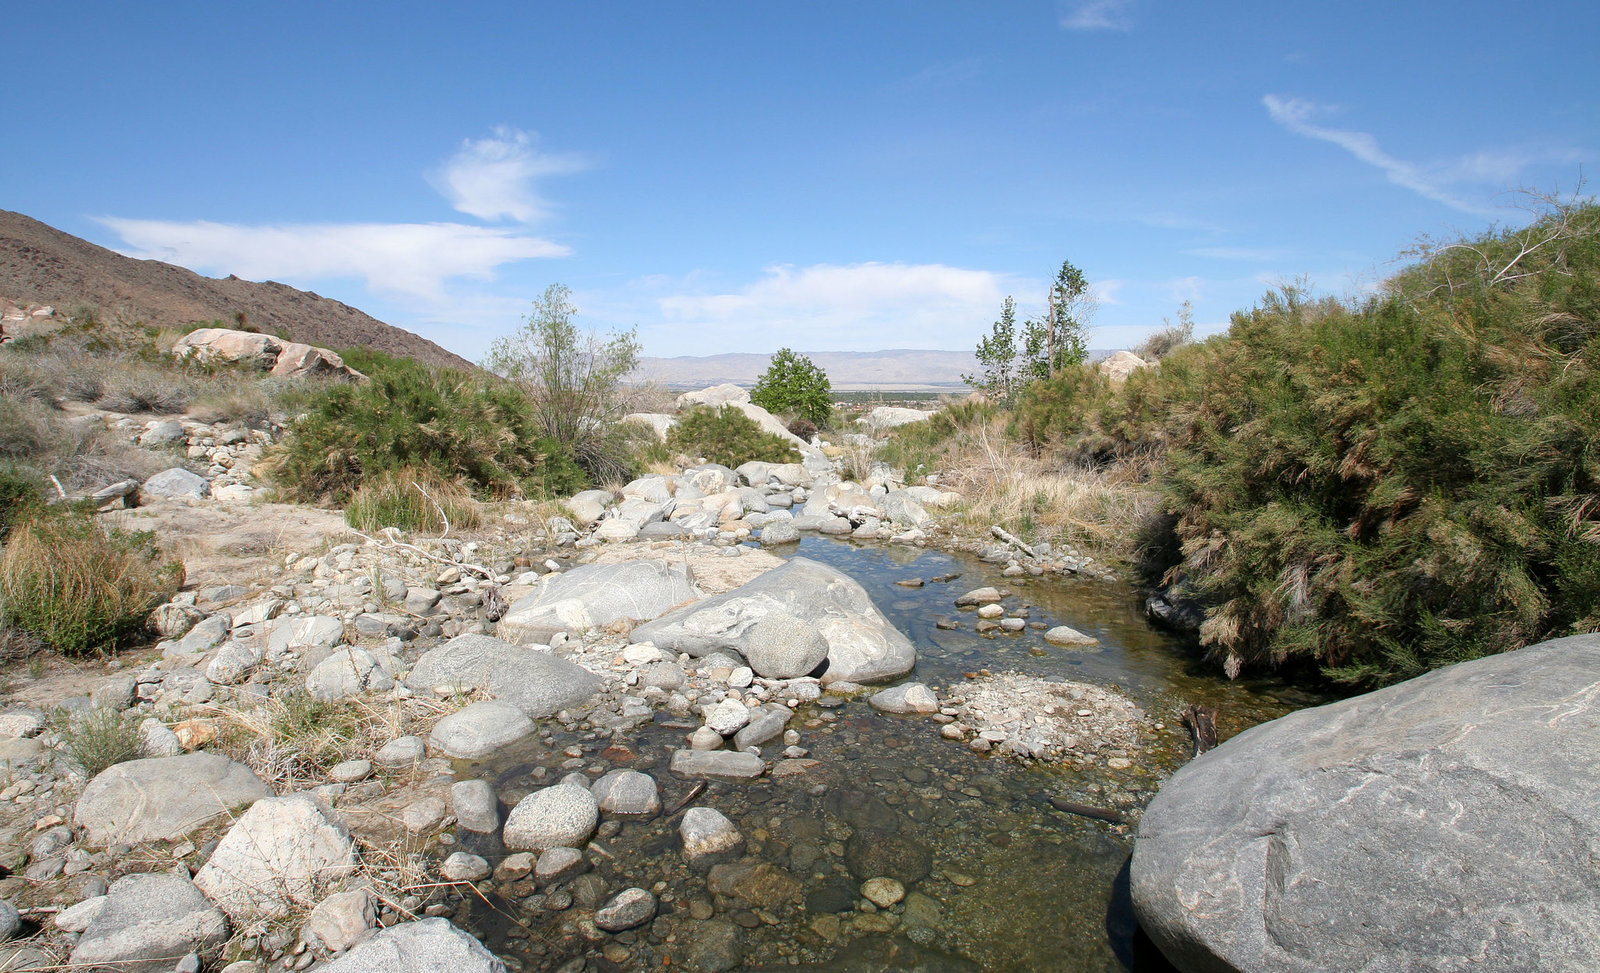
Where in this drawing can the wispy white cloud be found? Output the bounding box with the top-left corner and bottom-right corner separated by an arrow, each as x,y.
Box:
652,262 -> 1023,351
1263,95 -> 1504,213
1060,0 -> 1134,30
98,218 -> 568,299
1091,278 -> 1126,305
430,126 -> 589,224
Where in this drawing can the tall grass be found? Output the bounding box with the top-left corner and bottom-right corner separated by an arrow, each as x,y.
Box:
0,514 -> 184,655
345,468 -> 481,534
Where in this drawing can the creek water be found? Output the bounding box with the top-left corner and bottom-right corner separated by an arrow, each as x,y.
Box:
453,536 -> 1324,972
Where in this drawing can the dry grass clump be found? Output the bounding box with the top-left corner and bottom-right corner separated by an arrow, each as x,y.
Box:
940,427 -> 1159,555
55,706 -> 146,776
207,690 -> 464,791
345,468 -> 482,534
0,514 -> 184,655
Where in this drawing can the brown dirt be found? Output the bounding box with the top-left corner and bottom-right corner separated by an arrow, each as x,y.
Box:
104,500 -> 355,590
0,209 -> 474,370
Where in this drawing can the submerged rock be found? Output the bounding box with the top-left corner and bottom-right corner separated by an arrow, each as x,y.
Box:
1133,634 -> 1600,973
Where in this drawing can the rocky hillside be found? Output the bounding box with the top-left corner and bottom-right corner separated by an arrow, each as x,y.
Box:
0,210 -> 473,371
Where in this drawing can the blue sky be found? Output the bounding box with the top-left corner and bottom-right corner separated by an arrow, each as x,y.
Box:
5,2 -> 1595,361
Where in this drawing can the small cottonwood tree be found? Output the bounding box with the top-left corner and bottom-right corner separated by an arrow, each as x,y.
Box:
963,296 -> 1021,406
485,283 -> 641,482
1022,260 -> 1094,382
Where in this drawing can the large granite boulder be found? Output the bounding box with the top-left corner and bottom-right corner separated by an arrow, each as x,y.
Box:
856,406 -> 934,434
497,560 -> 701,643
631,558 -> 915,684
1132,634 -> 1600,972
317,917 -> 506,973
194,794 -> 357,922
405,633 -> 601,718
74,753 -> 270,845
69,872 -> 229,973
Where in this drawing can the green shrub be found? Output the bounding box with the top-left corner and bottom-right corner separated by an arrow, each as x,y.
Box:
668,405 -> 801,467
57,707 -> 145,776
0,514 -> 184,655
346,468 -> 481,533
0,469 -> 43,544
270,352 -> 587,502
752,348 -> 832,427
1021,201 -> 1600,687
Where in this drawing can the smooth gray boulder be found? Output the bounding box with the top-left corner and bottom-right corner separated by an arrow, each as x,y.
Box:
69,872 -> 228,973
1132,635 -> 1600,973
591,770 -> 661,818
194,794 -> 356,922
758,520 -> 800,546
497,560 -> 701,643
742,613 -> 829,678
140,467 -> 210,501
670,749 -> 765,779
429,701 -> 536,759
74,753 -> 270,845
868,682 -> 940,714
502,784 -> 599,850
306,647 -> 394,700
595,887 -> 657,931
733,704 -> 793,751
451,780 -> 500,833
631,558 -> 915,684
405,634 -> 601,718
270,615 -> 346,657
317,917 -> 506,973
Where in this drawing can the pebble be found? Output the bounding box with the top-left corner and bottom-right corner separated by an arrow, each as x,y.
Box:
861,877 -> 905,908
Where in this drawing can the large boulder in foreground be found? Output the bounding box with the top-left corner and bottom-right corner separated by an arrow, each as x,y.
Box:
74,753 -> 270,845
631,557 -> 915,684
405,634 -> 601,718
497,560 -> 701,643
1132,634 -> 1600,972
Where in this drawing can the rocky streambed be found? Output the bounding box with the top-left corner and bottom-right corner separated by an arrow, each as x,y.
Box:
422,537 -> 1317,973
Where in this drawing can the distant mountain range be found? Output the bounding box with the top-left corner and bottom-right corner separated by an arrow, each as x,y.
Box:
0,210 -> 472,370
635,349 -> 981,391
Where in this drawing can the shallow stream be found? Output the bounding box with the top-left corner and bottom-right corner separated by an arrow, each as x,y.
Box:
453,537 -> 1324,972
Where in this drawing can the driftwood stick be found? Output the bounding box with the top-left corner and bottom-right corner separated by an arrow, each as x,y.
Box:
990,524 -> 1038,559
665,781 -> 707,816
348,527 -> 495,581
1048,797 -> 1125,824
1183,704 -> 1219,757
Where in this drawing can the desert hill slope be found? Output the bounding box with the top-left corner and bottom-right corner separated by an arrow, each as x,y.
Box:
0,210 -> 473,370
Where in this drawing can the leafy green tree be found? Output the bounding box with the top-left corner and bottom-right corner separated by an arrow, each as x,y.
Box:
751,348 -> 832,427
1022,260 -> 1094,381
484,284 -> 642,482
963,296 -> 1021,406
